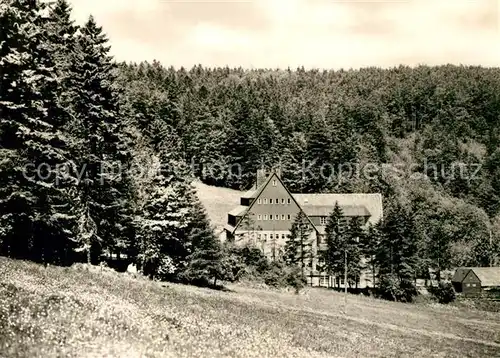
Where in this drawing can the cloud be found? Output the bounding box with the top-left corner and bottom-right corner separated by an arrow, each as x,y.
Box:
67,0 -> 500,69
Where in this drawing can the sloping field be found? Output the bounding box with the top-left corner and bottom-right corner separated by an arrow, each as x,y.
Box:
193,180 -> 243,233
1,257 -> 499,357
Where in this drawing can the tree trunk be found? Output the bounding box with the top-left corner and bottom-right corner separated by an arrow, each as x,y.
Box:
214,277 -> 217,287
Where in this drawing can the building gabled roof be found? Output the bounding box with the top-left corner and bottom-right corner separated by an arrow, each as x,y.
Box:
452,267 -> 471,283
225,172 -> 384,235
292,193 -> 383,225
453,267 -> 500,287
227,171 -> 318,234
301,205 -> 370,217
469,267 -> 500,287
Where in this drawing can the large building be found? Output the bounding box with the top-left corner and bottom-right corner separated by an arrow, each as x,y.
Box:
225,169 -> 383,287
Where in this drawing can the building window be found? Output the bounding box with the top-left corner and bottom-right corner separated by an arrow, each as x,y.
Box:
287,198 -> 291,204
269,215 -> 273,220
320,216 -> 327,225
264,214 -> 268,220
472,283 -> 477,287
273,180 -> 277,186
281,198 -> 285,204
269,198 -> 273,204
276,198 -> 279,204
264,198 -> 268,204
281,214 -> 285,220
282,234 -> 286,239
258,214 -> 262,220
258,198 -> 261,204
287,214 -> 291,220
257,234 -> 261,240
270,234 -> 273,240
264,234 -> 267,241
466,283 -> 470,287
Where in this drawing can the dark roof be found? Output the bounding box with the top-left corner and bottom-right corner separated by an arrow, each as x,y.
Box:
452,268 -> 471,283
292,193 -> 383,225
452,267 -> 500,286
301,205 -> 370,217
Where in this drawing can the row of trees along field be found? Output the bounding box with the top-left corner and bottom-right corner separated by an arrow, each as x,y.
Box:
283,204 -> 419,301
1,1 -> 500,294
0,0 -> 230,286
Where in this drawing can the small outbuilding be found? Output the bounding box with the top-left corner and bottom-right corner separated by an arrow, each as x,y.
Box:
452,267 -> 500,296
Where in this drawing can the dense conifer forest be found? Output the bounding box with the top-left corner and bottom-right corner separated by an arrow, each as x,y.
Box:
1,0 -> 499,298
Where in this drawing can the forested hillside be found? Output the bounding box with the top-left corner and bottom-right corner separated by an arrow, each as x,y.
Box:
116,61 -> 500,271
1,0 -> 499,299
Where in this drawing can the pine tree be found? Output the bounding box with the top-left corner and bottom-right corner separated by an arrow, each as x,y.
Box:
376,202 -> 420,301
362,222 -> 384,288
135,157 -> 192,278
321,203 -> 345,284
67,15 -> 132,263
284,211 -> 312,278
0,0 -> 78,264
183,202 -> 231,287
345,216 -> 363,288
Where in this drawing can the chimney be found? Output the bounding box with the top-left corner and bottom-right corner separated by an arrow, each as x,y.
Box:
273,166 -> 282,178
256,169 -> 267,188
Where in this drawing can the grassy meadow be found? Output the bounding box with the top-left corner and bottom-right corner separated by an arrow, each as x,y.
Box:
1,257 -> 500,357
193,180 -> 243,233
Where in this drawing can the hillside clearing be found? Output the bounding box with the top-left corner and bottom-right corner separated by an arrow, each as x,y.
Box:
1,258 -> 499,357
193,180 -> 242,233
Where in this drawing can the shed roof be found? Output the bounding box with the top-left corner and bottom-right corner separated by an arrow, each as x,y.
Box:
241,188 -> 259,199
453,267 -> 500,287
228,205 -> 248,217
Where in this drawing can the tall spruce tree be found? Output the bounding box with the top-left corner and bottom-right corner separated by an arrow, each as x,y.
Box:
134,120 -> 217,280
362,222 -> 384,288
376,202 -> 420,301
321,203 -> 344,285
345,216 -> 363,288
0,0 -> 78,264
284,211 -> 312,278
68,15 -> 132,263
183,201 -> 230,287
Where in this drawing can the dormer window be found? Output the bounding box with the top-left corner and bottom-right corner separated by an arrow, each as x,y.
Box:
320,217 -> 327,225
273,180 -> 277,186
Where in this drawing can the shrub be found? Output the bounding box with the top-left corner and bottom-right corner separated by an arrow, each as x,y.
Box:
376,274 -> 418,303
285,266 -> 307,294
428,282 -> 456,304
263,262 -> 287,288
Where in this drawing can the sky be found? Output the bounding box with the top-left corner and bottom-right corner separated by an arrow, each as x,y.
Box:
68,0 -> 500,70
